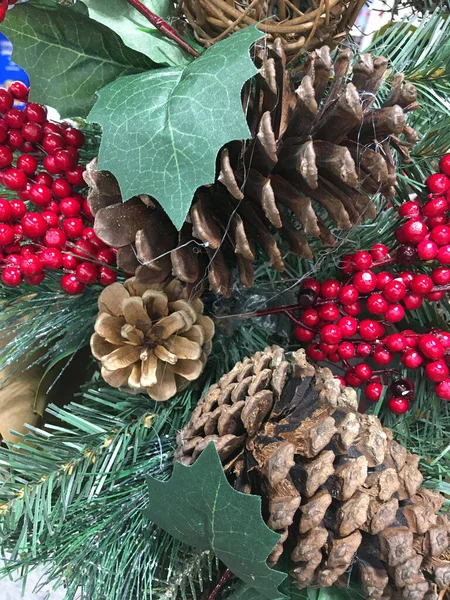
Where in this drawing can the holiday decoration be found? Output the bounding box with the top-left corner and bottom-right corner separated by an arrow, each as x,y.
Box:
88,44 -> 418,296
175,346 -> 450,598
176,0 -> 366,58
91,278 -> 214,401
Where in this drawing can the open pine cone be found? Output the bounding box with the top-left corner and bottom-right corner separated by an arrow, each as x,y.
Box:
86,44 -> 418,298
90,278 -> 214,401
175,347 -> 450,598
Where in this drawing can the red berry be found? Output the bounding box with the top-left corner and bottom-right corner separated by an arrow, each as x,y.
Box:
359,319 -> 383,342
301,278 -> 321,294
366,382 -> 383,402
439,154 -> 450,176
318,342 -> 338,355
5,253 -> 21,266
383,279 -> 407,302
418,333 -> 445,359
317,303 -> 339,322
353,270 -> 377,294
99,265 -> 117,286
9,198 -> 26,219
321,279 -> 340,299
370,243 -> 389,261
22,212 -> 48,239
356,342 -> 372,357
3,168 -> 28,191
0,144 -> 13,168
334,376 -> 346,387
384,304 -> 405,323
5,107 -> 25,129
340,254 -> 354,275
432,267 -> 450,285
0,198 -> 11,222
54,149 -> 75,171
400,271 -> 415,287
61,273 -> 84,294
21,121 -> 43,144
337,342 -> 355,360
6,130 -> 23,150
20,254 -> 43,276
82,227 -> 104,249
401,330 -> 418,348
1,265 -> 22,287
75,261 -> 99,285
82,198 -> 94,220
0,223 -> 14,246
437,245 -> 450,264
41,247 -> 63,270
410,274 -> 433,295
430,225 -> 450,246
366,293 -> 388,315
337,316 -> 358,337
0,89 -> 14,112
17,154 -> 38,176
427,290 -> 444,301
29,184 -> 52,207
47,200 -> 60,214
385,333 -> 407,353
401,219 -> 429,244
8,81 -> 28,100
388,397 -> 409,414
437,331 -> 450,349
306,343 -> 326,362
399,201 -> 421,218
403,292 -> 422,309
96,248 -> 115,265
34,172 -> 52,188
423,197 -> 448,216
338,285 -> 359,305
63,217 -> 84,239
60,197 -> 81,217
401,348 -> 423,368
65,166 -> 85,186
43,155 -> 59,175
64,127 -> 85,148
376,271 -> 394,290
354,363 -> 372,381
427,173 -> 450,195
417,239 -> 439,260
320,324 -> 342,345
301,308 -> 319,328
373,346 -> 392,366
62,253 -> 79,270
42,133 -> 65,155
426,215 -> 447,228
345,370 -> 364,387
294,326 -> 315,342
25,272 -> 45,286
425,359 -> 449,383
52,177 -> 72,199
44,228 -> 66,248
343,301 -> 361,316
328,353 -> 340,364
352,250 -> 373,271
435,379 -> 450,400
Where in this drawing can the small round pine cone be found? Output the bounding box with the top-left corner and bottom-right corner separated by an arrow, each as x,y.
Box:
175,346 -> 450,599
90,278 -> 214,401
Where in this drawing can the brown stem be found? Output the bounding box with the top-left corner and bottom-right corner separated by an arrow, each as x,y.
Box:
207,569 -> 232,600
125,0 -> 200,58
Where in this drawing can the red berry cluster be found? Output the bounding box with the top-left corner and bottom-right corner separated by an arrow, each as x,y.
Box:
0,82 -> 117,294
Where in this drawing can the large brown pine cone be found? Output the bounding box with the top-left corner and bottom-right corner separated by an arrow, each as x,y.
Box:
86,44 -> 418,298
90,278 -> 214,401
174,347 -> 450,599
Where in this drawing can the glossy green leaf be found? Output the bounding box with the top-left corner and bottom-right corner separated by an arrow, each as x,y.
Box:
143,442 -> 286,599
1,2 -> 155,117
88,26 -> 262,229
81,0 -> 189,67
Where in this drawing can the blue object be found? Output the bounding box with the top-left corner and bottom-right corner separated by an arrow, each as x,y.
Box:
0,31 -> 29,92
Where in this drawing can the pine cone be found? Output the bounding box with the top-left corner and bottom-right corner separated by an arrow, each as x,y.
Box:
86,44 -> 418,298
174,347 -> 450,599
90,278 -> 214,401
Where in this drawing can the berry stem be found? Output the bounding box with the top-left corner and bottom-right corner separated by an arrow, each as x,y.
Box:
207,568 -> 232,600
125,0 -> 200,58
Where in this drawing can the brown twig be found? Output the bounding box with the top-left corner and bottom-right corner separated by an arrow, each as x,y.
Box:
207,568 -> 232,600
126,0 -> 200,58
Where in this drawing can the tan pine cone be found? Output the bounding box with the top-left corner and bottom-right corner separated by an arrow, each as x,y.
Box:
90,278 -> 214,401
174,347 -> 450,599
85,43 -> 418,298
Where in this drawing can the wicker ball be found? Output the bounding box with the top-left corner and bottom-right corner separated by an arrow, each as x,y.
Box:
176,0 -> 365,58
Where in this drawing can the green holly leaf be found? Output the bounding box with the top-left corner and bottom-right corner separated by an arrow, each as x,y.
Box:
88,26 -> 262,230
1,2 -> 155,117
80,0 -> 189,67
143,442 -> 287,599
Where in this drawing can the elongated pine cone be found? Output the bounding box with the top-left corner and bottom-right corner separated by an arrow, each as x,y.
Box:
90,278 -> 214,401
175,347 -> 450,599
86,44 -> 418,298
